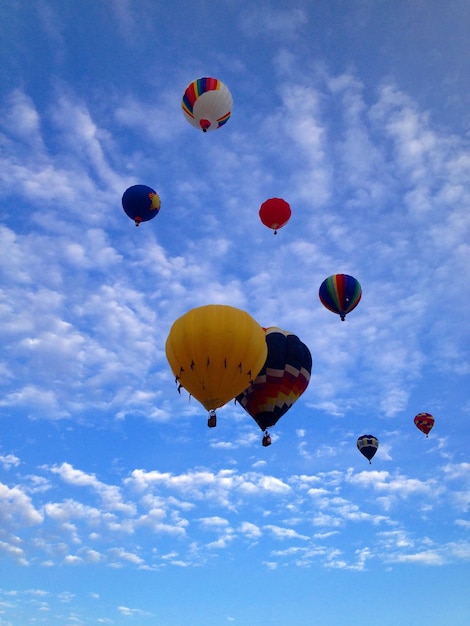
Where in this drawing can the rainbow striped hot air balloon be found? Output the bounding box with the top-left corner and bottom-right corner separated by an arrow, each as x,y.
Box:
319,274 -> 362,321
236,327 -> 312,445
181,77 -> 232,132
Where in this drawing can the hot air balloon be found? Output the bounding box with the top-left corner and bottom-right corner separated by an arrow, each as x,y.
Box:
236,327 -> 312,445
182,77 -> 233,132
414,412 -> 434,437
122,184 -> 161,227
319,274 -> 362,321
259,198 -> 291,234
165,305 -> 267,427
357,435 -> 379,464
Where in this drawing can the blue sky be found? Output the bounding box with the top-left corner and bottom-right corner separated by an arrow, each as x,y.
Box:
1,0 -> 470,624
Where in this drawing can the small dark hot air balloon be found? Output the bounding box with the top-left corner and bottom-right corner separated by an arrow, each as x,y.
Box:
122,184 -> 161,227
414,412 -> 434,437
259,198 -> 291,234
357,434 -> 379,464
236,327 -> 312,445
182,77 -> 232,132
319,274 -> 362,321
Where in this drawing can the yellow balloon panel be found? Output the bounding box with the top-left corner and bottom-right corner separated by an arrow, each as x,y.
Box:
165,305 -> 267,411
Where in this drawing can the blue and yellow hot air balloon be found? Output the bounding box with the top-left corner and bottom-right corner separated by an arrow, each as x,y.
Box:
182,77 -> 233,132
122,184 -> 161,227
236,327 -> 312,446
165,305 -> 267,427
357,435 -> 379,464
319,274 -> 362,321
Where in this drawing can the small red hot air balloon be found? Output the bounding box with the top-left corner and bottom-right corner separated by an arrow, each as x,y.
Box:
414,412 -> 434,437
259,198 -> 291,234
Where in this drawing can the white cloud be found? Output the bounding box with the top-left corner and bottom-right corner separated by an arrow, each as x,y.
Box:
0,540 -> 29,566
345,468 -> 439,498
264,525 -> 309,541
117,604 -> 151,617
109,548 -> 144,566
63,554 -> 83,565
0,482 -> 43,526
239,7 -> 308,40
198,516 -> 230,528
0,454 -> 20,470
48,463 -> 136,514
1,90 -> 44,148
239,521 -> 262,539
389,550 -> 444,566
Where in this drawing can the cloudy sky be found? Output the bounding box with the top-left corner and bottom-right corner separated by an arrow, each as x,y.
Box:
1,0 -> 470,624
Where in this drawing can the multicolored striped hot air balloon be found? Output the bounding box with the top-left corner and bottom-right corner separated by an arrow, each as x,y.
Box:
181,77 -> 232,132
357,434 -> 379,464
319,274 -> 362,321
235,327 -> 312,445
414,412 -> 435,437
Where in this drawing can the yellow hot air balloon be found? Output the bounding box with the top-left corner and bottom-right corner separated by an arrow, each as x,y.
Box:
165,305 -> 267,426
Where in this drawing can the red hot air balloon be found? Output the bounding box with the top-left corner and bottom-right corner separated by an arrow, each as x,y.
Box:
259,198 -> 291,234
414,412 -> 435,437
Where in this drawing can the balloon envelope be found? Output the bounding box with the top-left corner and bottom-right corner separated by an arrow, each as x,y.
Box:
182,77 -> 232,132
236,327 -> 312,432
165,305 -> 267,413
357,434 -> 379,463
259,198 -> 291,234
414,412 -> 434,437
319,274 -> 362,321
122,184 -> 161,226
